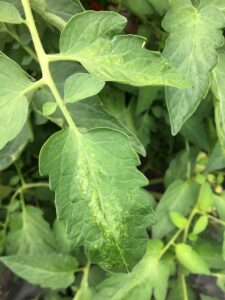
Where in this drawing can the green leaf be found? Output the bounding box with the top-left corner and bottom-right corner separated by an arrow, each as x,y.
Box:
43,102 -> 58,116
200,0 -> 225,17
0,123 -> 32,171
162,1 -> 225,134
53,220 -> 70,254
206,141 -> 225,172
152,180 -> 198,239
169,211 -> 188,229
122,0 -> 153,20
33,61 -> 145,156
192,216 -> 208,235
6,205 -> 56,255
198,182 -> 213,211
148,0 -> 170,15
39,128 -> 150,272
214,192 -> 225,221
193,238 -> 225,269
176,243 -> 210,274
94,240 -> 170,300
64,73 -> 105,103
0,1 -> 23,24
59,11 -> 188,88
211,51 -> 225,148
0,55 -> 32,150
0,253 -> 78,289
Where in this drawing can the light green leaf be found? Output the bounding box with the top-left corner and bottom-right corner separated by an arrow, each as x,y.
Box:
198,182 -> 213,211
200,0 -> 225,17
152,180 -> 198,239
163,1 -> 225,134
211,51 -> 225,148
192,216 -> 208,235
94,240 -> 170,300
0,253 -> 78,289
59,11 -> 188,88
0,55 -> 32,150
169,211 -> 188,229
43,102 -> 58,116
64,73 -> 105,103
0,1 -> 23,24
176,243 -> 210,274
39,128 -> 150,272
0,123 -> 32,171
6,205 -> 56,255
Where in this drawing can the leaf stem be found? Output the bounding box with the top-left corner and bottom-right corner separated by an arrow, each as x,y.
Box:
180,272 -> 189,300
10,182 -> 50,203
21,0 -> 78,133
159,228 -> 183,259
206,214 -> 225,226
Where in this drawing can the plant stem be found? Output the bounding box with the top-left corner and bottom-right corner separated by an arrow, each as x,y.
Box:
21,0 -> 78,133
159,229 -> 183,259
10,182 -> 50,203
73,262 -> 91,300
206,214 -> 225,226
182,207 -> 198,243
180,272 -> 189,300
185,139 -> 191,179
148,177 -> 164,185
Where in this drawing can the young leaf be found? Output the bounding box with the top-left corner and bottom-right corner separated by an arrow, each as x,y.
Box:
0,1 -> 23,24
94,240 -> 170,300
192,216 -> 208,235
198,182 -> 213,211
6,205 -> 56,255
176,243 -> 210,274
64,73 -> 105,103
152,180 -> 198,239
211,51 -> 225,148
59,11 -> 188,88
0,253 -> 78,289
43,102 -> 58,117
169,211 -> 188,229
39,128 -> 150,272
0,55 -> 33,150
163,0 -> 225,135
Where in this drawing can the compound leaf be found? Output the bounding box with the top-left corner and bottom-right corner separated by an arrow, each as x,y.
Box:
0,253 -> 78,289
163,0 -> 225,134
59,11 -> 188,88
0,55 -> 32,150
94,240 -> 170,300
39,128 -> 150,272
